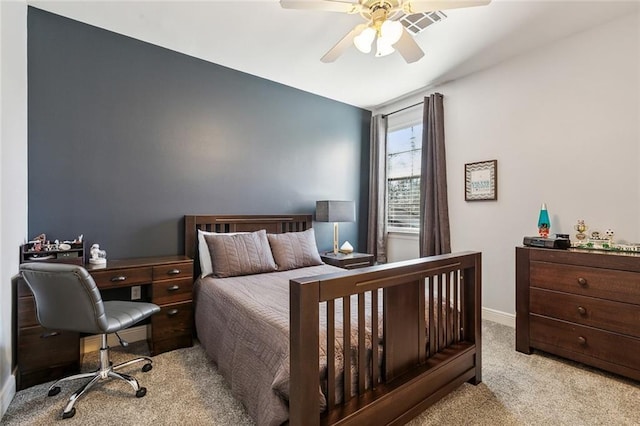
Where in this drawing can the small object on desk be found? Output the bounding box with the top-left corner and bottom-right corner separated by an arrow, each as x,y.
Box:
32,233 -> 46,242
339,241 -> 353,254
89,243 -> 107,265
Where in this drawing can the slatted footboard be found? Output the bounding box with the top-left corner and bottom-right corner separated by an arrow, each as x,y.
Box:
290,251 -> 482,426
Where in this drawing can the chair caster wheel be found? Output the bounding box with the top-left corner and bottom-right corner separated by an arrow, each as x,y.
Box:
136,387 -> 147,398
142,363 -> 152,372
62,408 -> 76,419
48,387 -> 61,397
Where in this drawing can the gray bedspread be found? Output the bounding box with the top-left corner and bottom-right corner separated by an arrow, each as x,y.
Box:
194,264 -> 348,426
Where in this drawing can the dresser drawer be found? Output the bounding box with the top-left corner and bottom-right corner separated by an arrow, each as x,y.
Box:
530,315 -> 640,372
152,262 -> 193,281
18,326 -> 80,372
152,277 -> 193,305
91,267 -> 153,290
530,288 -> 640,338
530,261 -> 640,304
151,301 -> 193,342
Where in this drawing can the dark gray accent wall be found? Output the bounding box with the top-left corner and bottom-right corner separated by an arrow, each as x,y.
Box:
28,7 -> 371,259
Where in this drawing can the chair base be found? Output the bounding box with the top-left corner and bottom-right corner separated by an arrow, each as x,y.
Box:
47,334 -> 153,419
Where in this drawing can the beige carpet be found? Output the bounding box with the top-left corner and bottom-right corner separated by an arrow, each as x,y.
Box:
2,321 -> 639,425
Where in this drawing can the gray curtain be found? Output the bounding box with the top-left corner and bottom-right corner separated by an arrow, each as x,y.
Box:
419,93 -> 451,257
367,114 -> 388,263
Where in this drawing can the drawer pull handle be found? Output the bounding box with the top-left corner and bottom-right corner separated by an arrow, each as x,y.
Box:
578,336 -> 587,345
577,306 -> 587,315
41,331 -> 60,338
577,277 -> 587,286
167,285 -> 180,292
168,269 -> 181,275
167,309 -> 179,316
111,275 -> 127,282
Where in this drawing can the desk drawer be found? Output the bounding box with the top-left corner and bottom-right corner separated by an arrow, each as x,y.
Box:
530,261 -> 640,304
530,288 -> 640,338
91,267 -> 152,290
152,277 -> 193,305
17,278 -> 32,298
530,315 -> 640,371
18,325 -> 80,372
151,301 -> 193,342
151,335 -> 194,356
18,296 -> 38,327
152,262 -> 193,281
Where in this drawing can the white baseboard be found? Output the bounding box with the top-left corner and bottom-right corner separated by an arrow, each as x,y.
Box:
81,325 -> 149,354
0,373 -> 16,419
482,307 -> 515,328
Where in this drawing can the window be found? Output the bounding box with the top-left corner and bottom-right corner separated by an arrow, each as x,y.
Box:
387,124 -> 422,232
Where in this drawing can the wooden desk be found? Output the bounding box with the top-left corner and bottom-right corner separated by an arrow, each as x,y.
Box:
14,255 -> 193,390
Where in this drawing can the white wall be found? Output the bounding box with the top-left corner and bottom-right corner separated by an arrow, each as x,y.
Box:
377,11 -> 640,317
0,0 -> 28,417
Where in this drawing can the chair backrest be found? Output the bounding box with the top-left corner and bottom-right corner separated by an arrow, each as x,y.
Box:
20,262 -> 109,334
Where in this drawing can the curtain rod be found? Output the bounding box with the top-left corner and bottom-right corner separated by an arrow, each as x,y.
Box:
382,101 -> 423,118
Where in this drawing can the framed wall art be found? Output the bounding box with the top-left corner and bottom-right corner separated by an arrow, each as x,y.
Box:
465,160 -> 497,201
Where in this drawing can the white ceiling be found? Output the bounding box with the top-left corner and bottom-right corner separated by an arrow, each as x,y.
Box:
29,0 -> 639,110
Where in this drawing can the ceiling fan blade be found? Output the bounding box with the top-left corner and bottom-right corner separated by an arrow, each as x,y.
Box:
405,0 -> 491,13
321,24 -> 366,63
394,27 -> 425,63
280,0 -> 361,13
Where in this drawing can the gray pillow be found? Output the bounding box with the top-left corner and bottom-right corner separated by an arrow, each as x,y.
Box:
204,230 -> 277,278
267,228 -> 323,271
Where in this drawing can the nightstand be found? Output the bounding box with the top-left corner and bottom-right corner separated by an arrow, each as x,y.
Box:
321,252 -> 375,270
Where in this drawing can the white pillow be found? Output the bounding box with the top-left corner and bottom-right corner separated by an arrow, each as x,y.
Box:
197,230 -> 247,278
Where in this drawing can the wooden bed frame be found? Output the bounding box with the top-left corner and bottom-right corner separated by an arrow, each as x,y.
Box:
184,214 -> 482,426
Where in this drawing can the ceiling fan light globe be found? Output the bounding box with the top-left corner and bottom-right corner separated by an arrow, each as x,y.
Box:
380,19 -> 403,45
353,26 -> 376,53
375,37 -> 395,57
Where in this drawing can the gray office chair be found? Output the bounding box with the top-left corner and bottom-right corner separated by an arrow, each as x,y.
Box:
19,262 -> 161,419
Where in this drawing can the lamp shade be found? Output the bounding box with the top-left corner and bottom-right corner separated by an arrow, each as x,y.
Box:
375,37 -> 395,57
316,200 -> 356,223
354,26 -> 376,53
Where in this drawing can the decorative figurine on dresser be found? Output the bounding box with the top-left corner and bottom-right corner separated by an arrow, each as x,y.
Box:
574,220 -> 588,242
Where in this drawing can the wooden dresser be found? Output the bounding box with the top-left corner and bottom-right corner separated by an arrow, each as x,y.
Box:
516,247 -> 640,381
14,255 -> 194,390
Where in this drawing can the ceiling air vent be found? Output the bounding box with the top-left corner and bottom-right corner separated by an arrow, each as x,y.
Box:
398,10 -> 447,35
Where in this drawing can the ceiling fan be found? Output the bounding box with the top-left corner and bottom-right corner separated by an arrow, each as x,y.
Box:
280,0 -> 491,63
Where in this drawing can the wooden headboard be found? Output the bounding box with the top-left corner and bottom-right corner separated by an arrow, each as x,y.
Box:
184,214 -> 313,276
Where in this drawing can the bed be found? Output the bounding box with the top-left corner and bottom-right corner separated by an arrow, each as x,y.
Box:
184,214 -> 481,426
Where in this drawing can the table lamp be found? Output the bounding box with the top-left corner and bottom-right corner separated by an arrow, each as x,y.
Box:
315,200 -> 356,255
